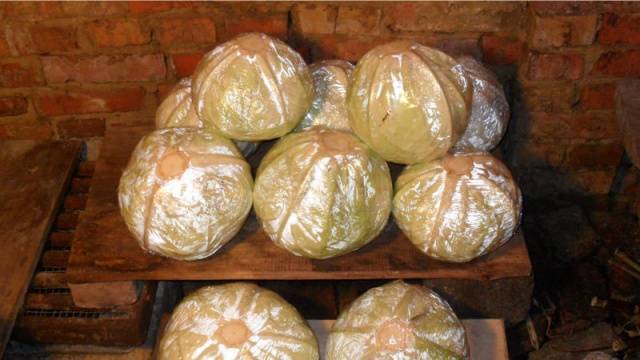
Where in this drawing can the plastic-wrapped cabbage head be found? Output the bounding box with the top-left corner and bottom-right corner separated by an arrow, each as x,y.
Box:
192,32 -> 314,141
118,128 -> 253,261
155,77 -> 259,158
327,280 -> 468,359
452,56 -> 510,152
393,152 -> 522,263
253,128 -> 392,259
295,60 -> 354,132
348,40 -> 472,165
158,283 -> 319,360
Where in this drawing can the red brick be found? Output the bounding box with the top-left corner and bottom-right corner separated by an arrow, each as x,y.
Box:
1,2 -> 64,19
336,6 -> 381,35
530,2 -> 598,16
128,1 -> 172,13
526,112 -> 619,140
0,96 -> 28,116
61,2 -> 127,16
572,169 -> 616,195
530,17 -> 567,49
0,36 -> 10,56
34,87 -> 146,116
0,122 -> 54,140
313,36 -> 388,62
511,140 -> 566,168
154,17 -> 216,46
481,35 -> 525,65
29,25 -> 78,53
591,50 -> 640,77
580,83 -> 616,110
522,84 -> 578,112
55,117 -> 106,138
599,13 -> 640,45
42,54 -> 166,83
530,15 -> 598,49
436,37 -> 481,58
564,142 -> 624,169
84,19 -> 150,48
156,83 -> 176,103
527,52 -> 584,80
171,52 -> 204,77
225,15 -> 288,40
291,4 -> 336,35
0,58 -> 43,87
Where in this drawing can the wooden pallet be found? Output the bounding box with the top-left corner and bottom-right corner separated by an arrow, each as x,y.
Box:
0,140 -> 81,356
68,124 -> 531,281
11,160 -> 157,347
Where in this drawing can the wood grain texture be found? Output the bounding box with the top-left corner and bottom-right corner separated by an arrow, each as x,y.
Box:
67,125 -> 531,283
0,140 -> 80,355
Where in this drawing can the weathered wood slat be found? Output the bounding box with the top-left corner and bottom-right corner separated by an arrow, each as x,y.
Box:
49,231 -> 74,248
31,272 -> 69,289
41,250 -> 70,269
67,125 -> 531,283
25,293 -> 75,311
0,140 -> 81,356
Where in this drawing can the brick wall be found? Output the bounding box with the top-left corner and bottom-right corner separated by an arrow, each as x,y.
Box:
0,1 -> 638,198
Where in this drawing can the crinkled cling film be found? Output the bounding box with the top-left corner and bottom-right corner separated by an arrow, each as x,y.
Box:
452,56 -> 510,152
393,152 -> 522,263
326,280 -> 469,359
348,40 -> 472,165
295,60 -> 354,132
158,283 -> 319,360
192,32 -> 314,141
155,77 -> 259,158
253,128 -> 392,259
118,128 -> 253,261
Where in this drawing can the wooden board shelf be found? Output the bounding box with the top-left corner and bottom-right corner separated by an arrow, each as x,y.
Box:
67,124 -> 531,284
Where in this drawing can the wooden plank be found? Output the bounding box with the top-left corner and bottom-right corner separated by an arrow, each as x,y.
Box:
309,319 -> 507,360
32,272 -> 69,289
49,231 -> 74,248
0,140 -> 80,356
67,125 -> 531,283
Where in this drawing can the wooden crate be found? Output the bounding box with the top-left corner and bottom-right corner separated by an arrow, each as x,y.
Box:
11,160 -> 157,347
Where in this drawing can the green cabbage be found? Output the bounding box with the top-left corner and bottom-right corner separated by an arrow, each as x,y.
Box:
393,152 -> 522,262
192,33 -> 314,141
253,128 -> 392,259
158,283 -> 319,359
327,280 -> 468,359
118,128 -> 253,260
348,41 -> 472,164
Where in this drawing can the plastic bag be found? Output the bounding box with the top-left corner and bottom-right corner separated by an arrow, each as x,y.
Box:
253,128 -> 392,259
192,32 -> 314,141
326,280 -> 468,359
158,283 -> 319,360
348,40 -> 472,165
393,152 -> 522,262
452,56 -> 510,152
155,77 -> 259,158
295,60 -> 354,132
118,128 -> 253,261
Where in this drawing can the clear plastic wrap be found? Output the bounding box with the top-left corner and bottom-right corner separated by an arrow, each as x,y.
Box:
348,40 -> 472,165
452,56 -> 510,152
295,60 -> 354,132
158,283 -> 319,360
393,152 -> 522,263
192,32 -> 314,141
326,280 -> 468,359
118,128 -> 253,261
155,77 -> 259,158
253,128 -> 392,259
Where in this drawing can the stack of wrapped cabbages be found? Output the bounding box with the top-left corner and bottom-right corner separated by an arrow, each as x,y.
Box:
119,32 -> 520,359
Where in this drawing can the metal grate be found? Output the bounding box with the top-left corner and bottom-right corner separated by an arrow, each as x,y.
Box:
22,309 -> 129,319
